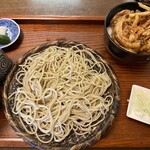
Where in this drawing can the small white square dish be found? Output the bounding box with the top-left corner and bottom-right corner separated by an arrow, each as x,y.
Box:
127,85 -> 150,125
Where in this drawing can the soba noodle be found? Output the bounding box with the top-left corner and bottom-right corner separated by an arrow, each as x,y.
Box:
8,44 -> 113,143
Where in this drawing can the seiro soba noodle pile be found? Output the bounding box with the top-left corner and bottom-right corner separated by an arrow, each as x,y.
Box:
8,44 -> 113,143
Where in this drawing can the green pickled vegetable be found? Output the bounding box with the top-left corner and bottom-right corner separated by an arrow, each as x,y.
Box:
0,34 -> 11,44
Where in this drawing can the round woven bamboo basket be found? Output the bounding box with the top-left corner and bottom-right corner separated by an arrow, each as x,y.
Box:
2,40 -> 120,150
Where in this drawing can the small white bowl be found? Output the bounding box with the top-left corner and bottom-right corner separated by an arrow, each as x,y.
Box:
127,85 -> 150,125
0,18 -> 20,49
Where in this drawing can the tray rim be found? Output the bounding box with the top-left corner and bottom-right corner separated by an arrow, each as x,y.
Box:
0,15 -> 105,21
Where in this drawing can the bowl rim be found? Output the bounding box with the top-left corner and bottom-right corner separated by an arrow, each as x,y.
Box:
104,2 -> 150,57
0,18 -> 20,49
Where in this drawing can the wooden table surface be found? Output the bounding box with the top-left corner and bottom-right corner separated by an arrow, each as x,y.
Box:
0,0 -> 150,150
0,0 -> 135,16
